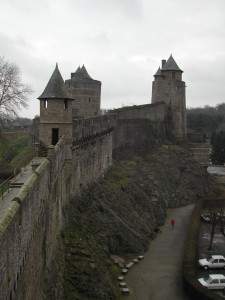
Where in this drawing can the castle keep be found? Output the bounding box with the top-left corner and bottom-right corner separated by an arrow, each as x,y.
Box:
152,55 -> 187,139
0,55 -> 209,299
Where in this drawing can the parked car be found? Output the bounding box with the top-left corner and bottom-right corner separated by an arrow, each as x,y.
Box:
200,213 -> 211,223
198,274 -> 225,290
198,255 -> 225,269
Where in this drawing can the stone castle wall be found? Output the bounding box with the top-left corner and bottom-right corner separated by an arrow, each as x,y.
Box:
188,133 -> 211,166
0,115 -> 118,299
111,103 -> 166,122
111,103 -> 167,160
70,115 -> 116,195
72,114 -> 116,139
0,100 -> 182,300
0,139 -> 65,300
0,101 -> 210,298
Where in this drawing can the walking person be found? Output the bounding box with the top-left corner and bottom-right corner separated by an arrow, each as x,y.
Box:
171,218 -> 175,228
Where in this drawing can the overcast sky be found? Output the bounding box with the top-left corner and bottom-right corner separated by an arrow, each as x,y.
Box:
1,0 -> 225,119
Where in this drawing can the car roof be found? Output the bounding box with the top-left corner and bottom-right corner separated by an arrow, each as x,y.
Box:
211,255 -> 225,259
209,274 -> 225,279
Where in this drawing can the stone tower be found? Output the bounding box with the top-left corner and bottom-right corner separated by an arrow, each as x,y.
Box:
38,64 -> 74,158
65,65 -> 101,118
151,55 -> 187,139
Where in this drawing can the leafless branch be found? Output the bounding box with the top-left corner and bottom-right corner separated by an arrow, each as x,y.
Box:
0,56 -> 33,119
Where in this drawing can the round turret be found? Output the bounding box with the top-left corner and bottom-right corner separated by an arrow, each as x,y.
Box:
151,55 -> 186,139
38,64 -> 73,158
65,65 -> 101,118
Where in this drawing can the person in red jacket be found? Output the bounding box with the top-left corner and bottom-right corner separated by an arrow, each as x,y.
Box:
171,218 -> 175,227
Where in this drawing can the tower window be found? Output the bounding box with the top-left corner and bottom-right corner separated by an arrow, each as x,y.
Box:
89,98 -> 91,103
64,99 -> 68,109
172,72 -> 175,79
44,100 -> 48,108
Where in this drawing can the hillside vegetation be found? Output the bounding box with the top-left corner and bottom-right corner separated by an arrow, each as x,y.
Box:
0,135 -> 34,178
187,103 -> 225,164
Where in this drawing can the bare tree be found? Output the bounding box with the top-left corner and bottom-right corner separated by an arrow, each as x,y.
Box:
0,56 -> 33,119
203,198 -> 225,250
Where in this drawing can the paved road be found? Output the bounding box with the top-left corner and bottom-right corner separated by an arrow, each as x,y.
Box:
125,204 -> 193,300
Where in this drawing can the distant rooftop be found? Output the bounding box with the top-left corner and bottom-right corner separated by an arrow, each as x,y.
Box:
162,55 -> 183,72
71,65 -> 93,80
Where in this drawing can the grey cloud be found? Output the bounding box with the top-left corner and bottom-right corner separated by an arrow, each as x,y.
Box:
67,0 -> 143,18
1,0 -> 225,118
86,32 -> 111,46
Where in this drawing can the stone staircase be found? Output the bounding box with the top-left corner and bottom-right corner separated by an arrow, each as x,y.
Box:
10,182 -> 24,188
34,142 -> 48,157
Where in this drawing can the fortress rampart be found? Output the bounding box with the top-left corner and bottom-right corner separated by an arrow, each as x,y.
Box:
0,105 -> 166,299
0,113 -> 119,299
111,102 -> 166,122
111,103 -> 167,160
0,137 -> 67,300
72,114 -> 116,139
0,56 -> 210,298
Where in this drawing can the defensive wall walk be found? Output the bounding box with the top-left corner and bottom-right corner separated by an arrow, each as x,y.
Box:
0,157 -> 45,225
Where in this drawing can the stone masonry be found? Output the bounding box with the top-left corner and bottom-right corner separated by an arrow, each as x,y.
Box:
65,65 -> 101,118
152,55 -> 187,139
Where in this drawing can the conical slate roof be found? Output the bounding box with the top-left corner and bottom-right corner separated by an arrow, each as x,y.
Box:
154,67 -> 162,76
162,55 -> 183,72
38,64 -> 71,99
71,65 -> 93,81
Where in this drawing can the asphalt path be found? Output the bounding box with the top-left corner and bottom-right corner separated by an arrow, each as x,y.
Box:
125,204 -> 193,300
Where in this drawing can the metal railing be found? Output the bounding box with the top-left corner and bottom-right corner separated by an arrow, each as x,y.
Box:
0,175 -> 13,200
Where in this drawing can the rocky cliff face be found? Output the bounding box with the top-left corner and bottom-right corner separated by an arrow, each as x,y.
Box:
45,145 -> 211,300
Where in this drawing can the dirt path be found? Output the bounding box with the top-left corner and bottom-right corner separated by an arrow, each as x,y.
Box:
125,204 -> 193,300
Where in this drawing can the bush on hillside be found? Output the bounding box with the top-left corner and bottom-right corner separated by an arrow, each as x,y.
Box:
0,136 -> 34,178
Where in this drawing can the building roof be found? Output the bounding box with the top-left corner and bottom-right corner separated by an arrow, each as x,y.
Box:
162,55 -> 183,72
154,67 -> 163,77
38,64 -> 72,100
71,65 -> 93,81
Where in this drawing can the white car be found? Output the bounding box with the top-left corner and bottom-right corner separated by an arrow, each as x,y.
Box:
198,274 -> 225,290
198,255 -> 225,269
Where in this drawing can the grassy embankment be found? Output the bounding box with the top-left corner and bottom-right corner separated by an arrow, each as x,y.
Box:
0,135 -> 35,179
